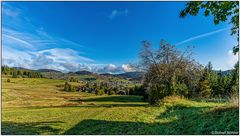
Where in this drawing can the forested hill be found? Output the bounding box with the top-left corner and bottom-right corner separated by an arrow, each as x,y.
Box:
2,65 -> 234,80
2,66 -> 144,80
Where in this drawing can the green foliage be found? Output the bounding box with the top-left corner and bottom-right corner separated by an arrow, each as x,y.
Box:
2,65 -> 11,75
108,90 -> 116,95
174,82 -> 189,97
202,61 -> 238,98
128,85 -> 145,96
198,65 -> 212,98
64,82 -> 70,91
64,82 -> 77,92
71,85 -> 76,92
148,83 -> 168,105
112,87 -> 119,94
2,78 -> 238,135
69,77 -> 78,82
231,62 -> 239,96
7,79 -> 10,83
140,42 -> 238,104
2,66 -> 42,78
96,89 -> 105,95
180,1 -> 239,54
140,40 -> 202,104
12,71 -> 18,78
199,80 -> 212,98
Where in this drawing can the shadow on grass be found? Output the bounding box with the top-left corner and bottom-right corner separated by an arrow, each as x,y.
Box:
66,95 -> 148,107
1,121 -> 63,135
157,105 -> 239,134
2,105 -> 238,135
80,95 -> 143,103
22,103 -> 148,109
63,105 -> 239,135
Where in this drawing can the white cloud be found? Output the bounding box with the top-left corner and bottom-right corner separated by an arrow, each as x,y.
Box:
2,4 -> 134,74
2,25 -> 94,72
2,46 -> 94,72
122,64 -> 135,72
108,9 -> 129,19
3,46 -> 33,68
105,64 -> 117,71
94,64 -> 136,74
2,46 -> 136,73
39,48 -> 94,63
226,50 -> 238,69
59,62 -> 81,72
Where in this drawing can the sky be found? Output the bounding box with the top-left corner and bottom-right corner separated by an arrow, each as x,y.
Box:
2,2 -> 239,73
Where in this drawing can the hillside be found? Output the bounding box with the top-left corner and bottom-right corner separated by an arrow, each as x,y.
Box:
1,77 -> 238,135
74,70 -> 94,75
9,66 -> 235,81
5,66 -> 145,81
36,69 -> 62,73
115,72 -> 145,80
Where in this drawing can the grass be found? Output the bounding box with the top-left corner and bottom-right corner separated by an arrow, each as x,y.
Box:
2,77 -> 239,135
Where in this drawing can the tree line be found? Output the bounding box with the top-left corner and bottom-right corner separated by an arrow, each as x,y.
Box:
63,80 -> 145,96
138,40 -> 239,104
1,65 -> 43,78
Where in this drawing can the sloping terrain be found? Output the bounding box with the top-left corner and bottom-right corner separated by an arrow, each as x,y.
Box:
1,77 -> 239,135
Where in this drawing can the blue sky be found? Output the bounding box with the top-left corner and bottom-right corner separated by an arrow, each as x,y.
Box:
2,2 -> 238,73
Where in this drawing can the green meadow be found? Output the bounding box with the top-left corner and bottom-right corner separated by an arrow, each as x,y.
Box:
1,77 -> 238,135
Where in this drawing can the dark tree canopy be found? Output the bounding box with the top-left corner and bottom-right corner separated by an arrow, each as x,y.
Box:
180,1 -> 239,54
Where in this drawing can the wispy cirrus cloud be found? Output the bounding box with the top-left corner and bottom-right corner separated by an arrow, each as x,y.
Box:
2,3 -> 94,72
2,2 -> 21,18
175,27 -> 230,46
108,9 -> 129,20
38,48 -> 94,63
2,3 -> 135,73
3,34 -> 35,50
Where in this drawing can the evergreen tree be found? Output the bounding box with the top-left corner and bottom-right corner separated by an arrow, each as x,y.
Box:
206,61 -> 213,73
231,62 -> 239,95
12,71 -> 17,78
198,67 -> 212,98
64,82 -> 69,91
199,80 -> 212,98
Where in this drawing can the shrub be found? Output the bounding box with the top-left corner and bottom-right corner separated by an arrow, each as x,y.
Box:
70,86 -> 76,92
64,82 -> 69,91
69,77 -> 78,82
96,89 -> 105,95
12,71 -> 17,78
108,90 -> 115,95
148,83 -> 162,105
7,79 -> 10,83
228,94 -> 239,106
174,83 -> 189,97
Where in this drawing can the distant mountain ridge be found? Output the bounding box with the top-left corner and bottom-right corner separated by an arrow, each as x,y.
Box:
6,66 -> 234,80
13,67 -> 31,71
115,72 -> 145,80
36,69 -> 62,73
214,70 -> 234,76
74,70 -> 94,75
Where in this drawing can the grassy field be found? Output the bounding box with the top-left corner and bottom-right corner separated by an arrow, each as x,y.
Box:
1,77 -> 239,135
